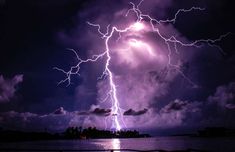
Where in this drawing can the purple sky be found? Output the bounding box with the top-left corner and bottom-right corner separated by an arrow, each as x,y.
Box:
0,0 -> 235,134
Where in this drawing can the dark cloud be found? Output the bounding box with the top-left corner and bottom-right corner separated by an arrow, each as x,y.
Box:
123,108 -> 148,116
91,108 -> 111,116
225,104 -> 235,110
208,81 -> 235,109
52,107 -> 111,117
77,111 -> 90,115
76,108 -> 111,117
148,68 -> 169,84
161,99 -> 188,113
0,74 -> 23,102
53,107 -> 66,115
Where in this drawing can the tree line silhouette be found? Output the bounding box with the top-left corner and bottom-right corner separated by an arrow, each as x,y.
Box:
0,126 -> 150,142
64,126 -> 150,139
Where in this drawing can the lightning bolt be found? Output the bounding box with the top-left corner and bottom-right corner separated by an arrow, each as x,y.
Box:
54,0 -> 229,130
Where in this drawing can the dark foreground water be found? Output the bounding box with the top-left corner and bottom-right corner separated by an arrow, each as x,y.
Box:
0,137 -> 235,152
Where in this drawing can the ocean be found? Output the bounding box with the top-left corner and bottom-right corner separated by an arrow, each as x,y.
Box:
0,136 -> 235,152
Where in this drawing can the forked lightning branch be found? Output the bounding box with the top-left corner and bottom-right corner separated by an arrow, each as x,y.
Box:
54,0 -> 229,131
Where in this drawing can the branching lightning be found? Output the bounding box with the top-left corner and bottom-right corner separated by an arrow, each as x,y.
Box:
54,0 -> 229,130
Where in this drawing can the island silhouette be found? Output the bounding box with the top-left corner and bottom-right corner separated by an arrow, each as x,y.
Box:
0,126 -> 150,142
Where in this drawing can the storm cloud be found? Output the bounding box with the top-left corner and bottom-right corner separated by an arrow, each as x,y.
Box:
0,0 -> 234,133
123,108 -> 148,116
161,99 -> 188,113
208,81 -> 235,109
0,74 -> 23,102
53,107 -> 67,115
91,108 -> 111,116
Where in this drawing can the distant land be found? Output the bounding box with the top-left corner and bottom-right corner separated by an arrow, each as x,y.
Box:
1,126 -> 235,142
0,126 -> 151,142
171,127 -> 235,138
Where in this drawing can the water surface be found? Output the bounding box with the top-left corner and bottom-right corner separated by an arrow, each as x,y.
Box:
0,137 -> 235,151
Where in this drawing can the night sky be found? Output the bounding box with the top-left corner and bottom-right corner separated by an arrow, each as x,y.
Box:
0,0 -> 235,134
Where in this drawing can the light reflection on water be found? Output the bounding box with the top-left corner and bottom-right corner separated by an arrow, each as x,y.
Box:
112,138 -> 121,150
96,138 -> 121,151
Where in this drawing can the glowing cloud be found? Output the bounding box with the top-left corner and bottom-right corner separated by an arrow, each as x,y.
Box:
131,22 -> 145,31
127,39 -> 155,57
54,0 -> 229,131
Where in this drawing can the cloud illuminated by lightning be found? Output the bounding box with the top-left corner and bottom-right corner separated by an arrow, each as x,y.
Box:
54,0 -> 229,131
132,22 -> 145,31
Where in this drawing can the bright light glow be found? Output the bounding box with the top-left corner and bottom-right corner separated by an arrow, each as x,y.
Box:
128,39 -> 155,56
112,138 -> 120,150
132,22 -> 144,31
128,39 -> 142,47
54,0 -> 229,131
